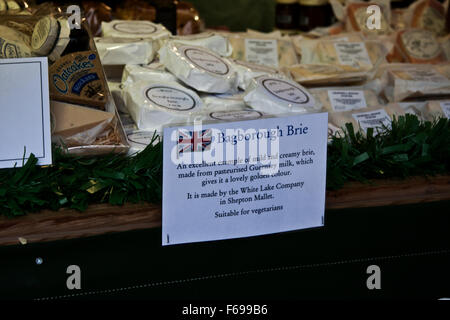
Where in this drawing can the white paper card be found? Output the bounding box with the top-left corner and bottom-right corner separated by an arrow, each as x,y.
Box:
162,113 -> 328,245
245,39 -> 279,68
0,57 -> 52,169
328,90 -> 367,112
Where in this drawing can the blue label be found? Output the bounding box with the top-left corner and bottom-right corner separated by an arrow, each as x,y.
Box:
71,73 -> 99,95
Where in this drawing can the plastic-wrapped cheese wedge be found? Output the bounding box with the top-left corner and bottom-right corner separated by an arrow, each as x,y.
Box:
345,1 -> 392,36
329,104 -> 406,135
289,40 -> 387,85
396,29 -> 445,64
101,20 -> 171,40
424,100 -> 450,120
167,32 -> 232,57
381,63 -> 450,102
50,100 -> 114,146
158,42 -> 238,93
229,59 -> 285,91
291,32 -> 366,56
309,86 -> 382,112
243,75 -> 317,115
122,80 -> 204,132
94,37 -> 155,65
223,32 -> 298,68
121,63 -> 178,87
403,0 -> 446,36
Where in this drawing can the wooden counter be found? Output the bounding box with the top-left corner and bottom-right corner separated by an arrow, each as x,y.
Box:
0,175 -> 449,247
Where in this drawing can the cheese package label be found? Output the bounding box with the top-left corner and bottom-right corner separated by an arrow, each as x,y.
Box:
244,39 -> 279,68
352,109 -> 392,133
208,109 -> 264,121
334,42 -> 372,68
182,46 -> 230,75
328,90 -> 367,112
402,69 -> 448,82
49,51 -> 108,109
400,30 -> 442,61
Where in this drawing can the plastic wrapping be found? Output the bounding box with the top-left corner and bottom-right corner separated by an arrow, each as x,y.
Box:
101,20 -> 171,40
402,0 -> 446,36
166,31 -> 232,57
122,80 -> 204,132
223,31 -> 298,68
94,37 -> 155,65
394,29 -> 446,64
201,91 -> 247,111
424,100 -> 450,120
309,85 -> 383,112
121,63 -> 179,87
289,39 -> 388,85
380,63 -> 450,102
243,75 -> 317,115
330,0 -> 392,36
329,104 -> 406,135
229,58 -> 286,91
158,41 -> 238,93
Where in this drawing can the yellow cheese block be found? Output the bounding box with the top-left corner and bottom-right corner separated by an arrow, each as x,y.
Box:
51,100 -> 114,138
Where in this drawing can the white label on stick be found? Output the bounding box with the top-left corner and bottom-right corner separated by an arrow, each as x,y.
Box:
352,109 -> 391,133
245,39 -> 279,68
328,90 -> 367,112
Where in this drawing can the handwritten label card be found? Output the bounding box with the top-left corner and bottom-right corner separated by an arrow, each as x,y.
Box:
162,113 -> 328,245
0,57 -> 52,169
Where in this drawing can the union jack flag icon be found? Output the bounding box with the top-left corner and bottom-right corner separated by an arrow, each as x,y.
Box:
177,129 -> 212,154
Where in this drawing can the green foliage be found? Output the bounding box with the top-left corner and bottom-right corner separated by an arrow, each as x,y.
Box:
0,115 -> 448,217
0,135 -> 162,217
326,115 -> 450,190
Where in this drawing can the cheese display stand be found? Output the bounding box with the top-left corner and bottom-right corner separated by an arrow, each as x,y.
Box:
0,0 -> 450,302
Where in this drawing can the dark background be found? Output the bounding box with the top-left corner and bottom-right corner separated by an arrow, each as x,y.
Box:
1,200 -> 449,300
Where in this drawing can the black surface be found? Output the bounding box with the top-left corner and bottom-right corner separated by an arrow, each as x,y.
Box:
1,200 -> 449,301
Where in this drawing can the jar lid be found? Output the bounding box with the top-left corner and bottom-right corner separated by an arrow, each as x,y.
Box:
299,0 -> 329,6
277,0 -> 298,4
31,16 -> 60,56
